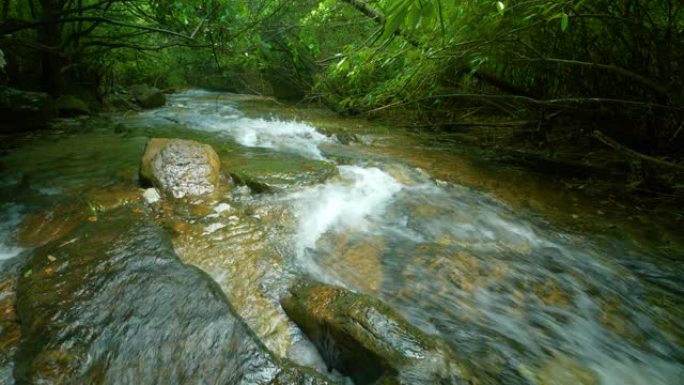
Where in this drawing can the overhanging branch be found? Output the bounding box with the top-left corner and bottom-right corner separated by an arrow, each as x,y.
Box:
1,16 -> 194,40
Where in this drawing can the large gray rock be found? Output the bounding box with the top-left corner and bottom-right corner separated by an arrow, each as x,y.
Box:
139,138 -> 222,199
13,209 -> 334,385
129,84 -> 166,109
281,279 -> 467,385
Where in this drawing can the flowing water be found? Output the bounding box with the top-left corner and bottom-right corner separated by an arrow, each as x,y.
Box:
0,90 -> 682,384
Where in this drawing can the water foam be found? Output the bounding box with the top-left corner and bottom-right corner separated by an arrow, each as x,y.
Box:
228,118 -> 332,160
289,165 -> 403,255
153,95 -> 334,160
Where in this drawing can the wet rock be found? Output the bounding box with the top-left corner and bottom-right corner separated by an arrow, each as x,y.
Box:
318,128 -> 359,146
0,87 -> 57,132
318,233 -> 386,293
55,95 -> 90,117
18,204 -> 88,247
334,133 -> 359,146
129,84 -> 166,109
87,185 -> 143,211
281,279 -> 467,385
13,209 -> 335,385
536,353 -> 599,385
139,138 -> 222,199
0,257 -> 23,385
171,211 -> 296,358
229,155 -> 338,191
142,187 -> 161,204
230,171 -> 274,193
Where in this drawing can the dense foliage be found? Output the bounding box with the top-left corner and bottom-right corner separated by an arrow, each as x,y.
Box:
1,0 -> 683,164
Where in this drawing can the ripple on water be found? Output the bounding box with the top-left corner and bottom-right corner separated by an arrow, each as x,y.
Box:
0,203 -> 24,260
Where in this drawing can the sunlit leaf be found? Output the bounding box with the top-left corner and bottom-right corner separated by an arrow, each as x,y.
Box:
496,1 -> 505,15
561,13 -> 569,31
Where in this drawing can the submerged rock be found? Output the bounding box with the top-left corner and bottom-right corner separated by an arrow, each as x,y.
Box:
13,209 -> 335,385
316,233 -> 387,293
281,279 -> 467,385
18,204 -> 89,247
139,138 -> 222,199
536,354 -> 599,385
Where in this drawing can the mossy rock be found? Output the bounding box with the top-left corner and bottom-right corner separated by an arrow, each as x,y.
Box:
230,171 -> 274,193
56,95 -> 90,117
226,153 -> 338,191
0,87 -> 57,132
281,279 -> 467,385
129,84 -> 166,109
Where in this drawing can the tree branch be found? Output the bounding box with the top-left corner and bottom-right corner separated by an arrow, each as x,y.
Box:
338,0 -> 528,96
593,130 -> 684,172
1,16 -> 194,40
518,57 -> 669,97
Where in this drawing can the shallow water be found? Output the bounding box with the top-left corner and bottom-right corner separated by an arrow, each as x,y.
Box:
0,90 -> 682,384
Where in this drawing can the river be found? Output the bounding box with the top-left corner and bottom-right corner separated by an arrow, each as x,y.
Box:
0,90 -> 682,385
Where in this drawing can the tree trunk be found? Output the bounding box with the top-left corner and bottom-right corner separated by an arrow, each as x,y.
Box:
37,0 -> 64,95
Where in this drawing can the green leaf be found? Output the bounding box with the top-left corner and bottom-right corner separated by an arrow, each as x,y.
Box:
336,57 -> 347,70
496,1 -> 505,14
561,13 -> 569,31
542,3 -> 560,15
407,5 -> 421,29
24,269 -> 32,278
384,7 -> 408,39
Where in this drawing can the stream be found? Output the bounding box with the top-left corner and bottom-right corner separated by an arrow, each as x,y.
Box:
0,90 -> 682,385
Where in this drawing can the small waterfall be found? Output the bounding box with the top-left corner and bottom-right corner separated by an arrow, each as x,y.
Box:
288,165 -> 404,256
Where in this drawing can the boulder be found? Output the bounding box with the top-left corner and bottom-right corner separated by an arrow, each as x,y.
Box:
13,209 -> 335,385
103,92 -> 139,111
281,279 -> 467,385
129,84 -> 166,109
139,138 -> 222,199
0,87 -> 57,132
55,95 -> 90,117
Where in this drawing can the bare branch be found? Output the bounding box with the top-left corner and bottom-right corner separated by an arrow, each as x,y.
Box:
593,130 -> 684,172
518,57 -> 669,97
